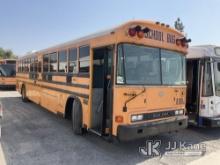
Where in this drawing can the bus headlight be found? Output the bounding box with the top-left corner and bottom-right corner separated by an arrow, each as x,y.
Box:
131,114 -> 143,122
175,109 -> 184,115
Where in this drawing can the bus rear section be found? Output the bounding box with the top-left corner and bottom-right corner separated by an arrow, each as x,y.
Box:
0,64 -> 16,89
186,46 -> 220,127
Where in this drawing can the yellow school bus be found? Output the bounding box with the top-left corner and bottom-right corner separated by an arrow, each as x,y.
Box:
16,20 -> 190,141
0,59 -> 16,89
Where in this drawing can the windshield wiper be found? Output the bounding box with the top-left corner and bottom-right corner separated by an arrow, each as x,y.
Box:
123,87 -> 146,112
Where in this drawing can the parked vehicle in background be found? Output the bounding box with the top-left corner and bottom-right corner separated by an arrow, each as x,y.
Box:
16,20 -> 190,141
186,45 -> 220,127
0,59 -> 16,89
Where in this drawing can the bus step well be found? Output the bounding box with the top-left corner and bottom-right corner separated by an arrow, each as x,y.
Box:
88,128 -> 102,136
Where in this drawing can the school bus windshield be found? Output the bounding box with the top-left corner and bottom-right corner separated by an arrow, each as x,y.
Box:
117,43 -> 186,85
0,64 -> 16,77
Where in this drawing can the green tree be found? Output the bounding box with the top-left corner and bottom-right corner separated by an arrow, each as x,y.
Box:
0,48 -> 4,59
0,47 -> 16,59
4,49 -> 13,59
174,18 -> 184,32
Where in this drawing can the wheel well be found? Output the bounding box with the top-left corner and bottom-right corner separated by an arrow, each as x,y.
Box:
65,97 -> 75,120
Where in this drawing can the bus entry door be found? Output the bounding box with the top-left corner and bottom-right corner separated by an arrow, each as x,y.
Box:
91,46 -> 113,135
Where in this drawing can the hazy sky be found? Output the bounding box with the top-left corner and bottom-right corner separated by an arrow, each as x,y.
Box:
0,0 -> 220,55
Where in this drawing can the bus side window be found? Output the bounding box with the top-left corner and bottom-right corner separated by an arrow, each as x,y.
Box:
19,61 -> 22,72
79,46 -> 90,73
27,58 -> 30,72
58,50 -> 67,73
21,60 -> 23,72
202,62 -> 213,96
23,59 -> 26,72
23,59 -> 27,73
30,58 -> 34,72
33,57 -> 38,73
43,54 -> 49,72
69,48 -> 78,73
38,60 -> 42,73
50,52 -> 58,72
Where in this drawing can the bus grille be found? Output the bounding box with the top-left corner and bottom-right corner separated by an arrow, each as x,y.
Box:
142,110 -> 177,121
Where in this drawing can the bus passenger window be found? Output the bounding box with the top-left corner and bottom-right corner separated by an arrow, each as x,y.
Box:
24,59 -> 27,72
24,59 -> 29,72
30,58 -> 34,72
69,48 -> 77,73
24,59 -> 26,72
33,58 -> 38,72
38,61 -> 42,73
30,63 -> 33,72
27,58 -> 31,72
202,62 -> 213,96
58,50 -> 67,72
50,53 -> 58,72
22,61 -> 24,72
79,46 -> 90,73
43,55 -> 49,72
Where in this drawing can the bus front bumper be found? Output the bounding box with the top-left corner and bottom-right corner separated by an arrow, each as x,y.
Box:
200,116 -> 220,127
117,116 -> 188,141
0,84 -> 16,89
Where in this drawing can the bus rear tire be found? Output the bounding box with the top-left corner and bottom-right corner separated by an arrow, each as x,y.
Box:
72,100 -> 83,135
21,86 -> 28,102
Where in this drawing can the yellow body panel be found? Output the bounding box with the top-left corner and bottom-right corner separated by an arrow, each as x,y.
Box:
0,77 -> 16,86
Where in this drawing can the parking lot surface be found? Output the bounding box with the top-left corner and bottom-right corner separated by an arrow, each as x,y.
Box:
1,91 -> 220,165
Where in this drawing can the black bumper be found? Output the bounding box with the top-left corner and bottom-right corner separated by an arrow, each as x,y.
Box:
201,117 -> 220,127
117,116 -> 188,141
0,84 -> 16,89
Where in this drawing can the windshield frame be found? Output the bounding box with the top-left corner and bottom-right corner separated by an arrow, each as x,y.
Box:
116,43 -> 186,86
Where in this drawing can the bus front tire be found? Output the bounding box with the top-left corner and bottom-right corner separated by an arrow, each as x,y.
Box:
72,100 -> 83,135
21,86 -> 28,102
